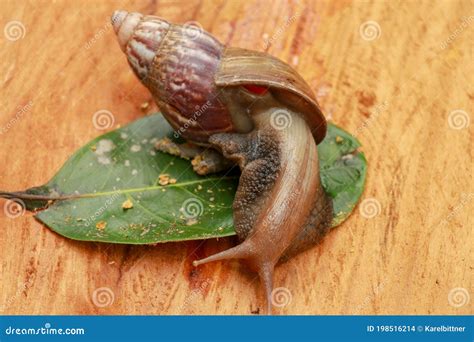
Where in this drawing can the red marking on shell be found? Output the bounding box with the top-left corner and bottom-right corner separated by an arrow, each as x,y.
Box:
243,84 -> 269,95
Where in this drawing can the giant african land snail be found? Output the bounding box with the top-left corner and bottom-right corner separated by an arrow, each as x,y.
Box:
111,10 -> 333,313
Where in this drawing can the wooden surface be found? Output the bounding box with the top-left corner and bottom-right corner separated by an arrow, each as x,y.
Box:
0,0 -> 472,315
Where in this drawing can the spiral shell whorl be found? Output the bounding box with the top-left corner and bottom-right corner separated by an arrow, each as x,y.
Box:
112,10 -> 235,142
126,17 -> 170,80
112,11 -> 142,52
147,26 -> 234,142
112,11 -> 170,80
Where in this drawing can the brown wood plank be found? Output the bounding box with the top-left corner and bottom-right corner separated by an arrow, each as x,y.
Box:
0,0 -> 472,314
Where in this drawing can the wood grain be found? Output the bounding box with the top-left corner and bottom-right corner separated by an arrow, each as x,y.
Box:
0,0 -> 472,315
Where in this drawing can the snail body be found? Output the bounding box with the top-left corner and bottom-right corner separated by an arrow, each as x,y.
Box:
112,11 -> 333,313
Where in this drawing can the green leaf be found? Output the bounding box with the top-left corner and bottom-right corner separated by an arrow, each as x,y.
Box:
0,114 -> 366,244
317,124 -> 367,226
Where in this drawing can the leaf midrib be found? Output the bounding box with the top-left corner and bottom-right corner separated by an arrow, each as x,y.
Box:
66,176 -> 239,199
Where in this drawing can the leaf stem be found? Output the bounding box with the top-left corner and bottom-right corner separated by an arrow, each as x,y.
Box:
0,176 -> 239,203
0,191 -> 79,201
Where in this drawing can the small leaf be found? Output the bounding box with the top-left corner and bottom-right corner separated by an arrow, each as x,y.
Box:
318,123 -> 367,226
0,114 -> 366,244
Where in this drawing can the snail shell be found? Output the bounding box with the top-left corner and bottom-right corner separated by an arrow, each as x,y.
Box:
113,11 -> 233,143
112,11 -> 326,144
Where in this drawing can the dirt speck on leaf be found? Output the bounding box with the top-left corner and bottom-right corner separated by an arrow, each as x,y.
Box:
158,174 -> 176,185
96,221 -> 107,230
185,218 -> 198,226
122,199 -> 133,210
130,144 -> 141,152
95,139 -> 115,165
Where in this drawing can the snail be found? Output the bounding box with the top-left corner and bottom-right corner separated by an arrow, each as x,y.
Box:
111,10 -> 333,313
